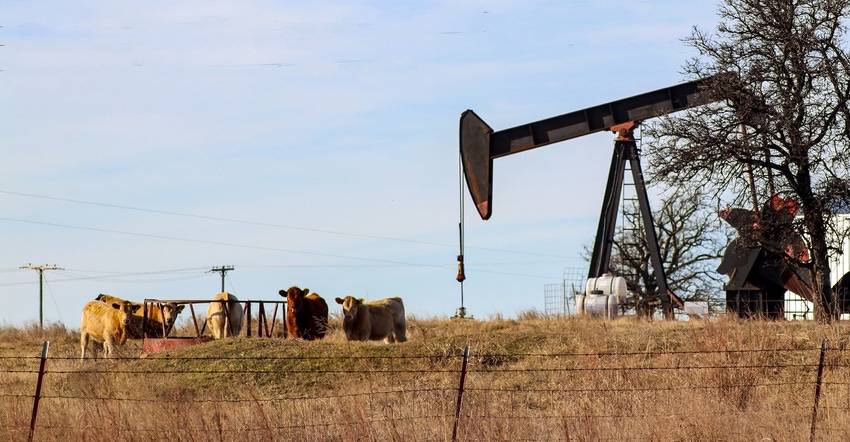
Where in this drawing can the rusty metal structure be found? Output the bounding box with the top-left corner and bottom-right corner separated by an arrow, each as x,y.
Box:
717,195 -> 815,319
141,298 -> 286,354
459,78 -> 717,319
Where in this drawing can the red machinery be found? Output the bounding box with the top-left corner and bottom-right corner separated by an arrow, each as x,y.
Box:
717,195 -> 813,319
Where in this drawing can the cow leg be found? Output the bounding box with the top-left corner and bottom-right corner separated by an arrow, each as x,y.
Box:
394,313 -> 407,343
209,313 -> 222,339
104,336 -> 114,358
80,332 -> 89,361
223,302 -> 234,337
395,324 -> 407,343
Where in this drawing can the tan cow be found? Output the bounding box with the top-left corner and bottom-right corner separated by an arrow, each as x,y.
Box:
95,294 -> 184,338
80,300 -> 141,360
334,296 -> 407,343
205,292 -> 244,339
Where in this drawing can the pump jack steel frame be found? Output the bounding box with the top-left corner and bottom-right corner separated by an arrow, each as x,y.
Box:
459,77 -> 715,319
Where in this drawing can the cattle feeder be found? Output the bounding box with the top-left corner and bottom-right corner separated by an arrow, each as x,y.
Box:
141,298 -> 287,354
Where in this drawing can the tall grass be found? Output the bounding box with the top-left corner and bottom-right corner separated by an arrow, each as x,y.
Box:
2,315 -> 849,441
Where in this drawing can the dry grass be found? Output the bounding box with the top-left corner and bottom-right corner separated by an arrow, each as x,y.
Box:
2,315 -> 850,441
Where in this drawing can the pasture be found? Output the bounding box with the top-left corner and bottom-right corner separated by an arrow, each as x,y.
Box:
2,313 -> 850,441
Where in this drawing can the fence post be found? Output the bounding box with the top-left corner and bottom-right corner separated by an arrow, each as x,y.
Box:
452,345 -> 471,442
810,338 -> 827,442
246,302 -> 252,337
28,341 -> 50,442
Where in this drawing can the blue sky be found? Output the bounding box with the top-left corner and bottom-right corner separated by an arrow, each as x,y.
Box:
1,1 -> 720,327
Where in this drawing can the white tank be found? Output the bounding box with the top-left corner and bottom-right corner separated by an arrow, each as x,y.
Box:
575,294 -> 618,319
585,274 -> 628,303
575,294 -> 585,315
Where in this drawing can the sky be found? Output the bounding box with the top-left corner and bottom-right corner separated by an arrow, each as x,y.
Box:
1,0 -> 722,328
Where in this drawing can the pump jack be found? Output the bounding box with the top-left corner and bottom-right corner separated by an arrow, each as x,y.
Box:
459,77 -> 716,319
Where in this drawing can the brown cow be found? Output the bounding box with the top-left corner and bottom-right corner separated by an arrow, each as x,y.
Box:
80,300 -> 141,360
334,296 -> 407,343
280,286 -> 329,340
95,294 -> 184,338
205,292 -> 244,339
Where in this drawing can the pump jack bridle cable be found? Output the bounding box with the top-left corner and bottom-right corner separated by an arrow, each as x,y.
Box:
457,151 -> 466,312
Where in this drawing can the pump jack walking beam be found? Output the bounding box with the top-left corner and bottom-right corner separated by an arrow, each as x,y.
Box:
459,77 -> 714,319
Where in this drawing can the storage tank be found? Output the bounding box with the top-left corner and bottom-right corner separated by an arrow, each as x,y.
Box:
575,294 -> 618,319
585,274 -> 628,303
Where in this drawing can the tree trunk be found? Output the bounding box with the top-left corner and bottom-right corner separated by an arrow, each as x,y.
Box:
808,218 -> 837,322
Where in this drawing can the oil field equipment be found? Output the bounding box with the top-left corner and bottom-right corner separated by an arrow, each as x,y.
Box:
459,77 -> 718,319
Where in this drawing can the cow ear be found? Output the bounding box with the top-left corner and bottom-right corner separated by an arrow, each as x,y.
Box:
279,290 -> 286,296
357,298 -> 365,304
132,304 -> 142,313
111,303 -> 121,310
335,297 -> 344,304
304,288 -> 310,295
176,305 -> 185,314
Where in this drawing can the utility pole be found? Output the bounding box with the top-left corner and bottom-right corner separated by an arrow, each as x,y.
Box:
20,264 -> 64,329
208,265 -> 234,293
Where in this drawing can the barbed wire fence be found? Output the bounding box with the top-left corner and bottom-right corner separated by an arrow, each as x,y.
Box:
1,341 -> 848,441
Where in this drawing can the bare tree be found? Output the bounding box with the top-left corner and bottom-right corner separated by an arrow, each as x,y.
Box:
644,0 -> 850,322
611,186 -> 730,317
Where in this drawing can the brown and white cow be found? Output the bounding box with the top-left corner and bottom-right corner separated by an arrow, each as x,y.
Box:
280,286 -> 329,340
80,300 -> 141,360
95,294 -> 184,338
205,292 -> 244,339
334,296 -> 407,343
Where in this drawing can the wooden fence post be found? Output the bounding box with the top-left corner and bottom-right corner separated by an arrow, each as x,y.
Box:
452,345 -> 471,442
810,338 -> 827,442
28,341 -> 49,442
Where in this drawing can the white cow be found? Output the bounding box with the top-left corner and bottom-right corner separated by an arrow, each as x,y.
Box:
205,292 -> 244,339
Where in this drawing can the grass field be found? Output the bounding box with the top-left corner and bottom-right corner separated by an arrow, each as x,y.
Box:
2,313 -> 850,441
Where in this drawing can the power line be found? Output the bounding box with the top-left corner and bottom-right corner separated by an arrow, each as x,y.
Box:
0,190 -> 459,246
0,217 -> 574,278
0,190 -> 573,259
0,217 -> 426,265
0,261 -> 564,290
0,267 -> 212,287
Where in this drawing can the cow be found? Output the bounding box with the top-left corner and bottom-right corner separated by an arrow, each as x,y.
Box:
95,294 -> 184,338
80,300 -> 141,360
334,296 -> 407,343
279,286 -> 329,340
205,292 -> 244,339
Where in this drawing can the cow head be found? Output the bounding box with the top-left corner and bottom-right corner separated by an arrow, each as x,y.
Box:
334,296 -> 363,321
160,302 -> 185,327
281,286 -> 310,315
113,301 -> 141,326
